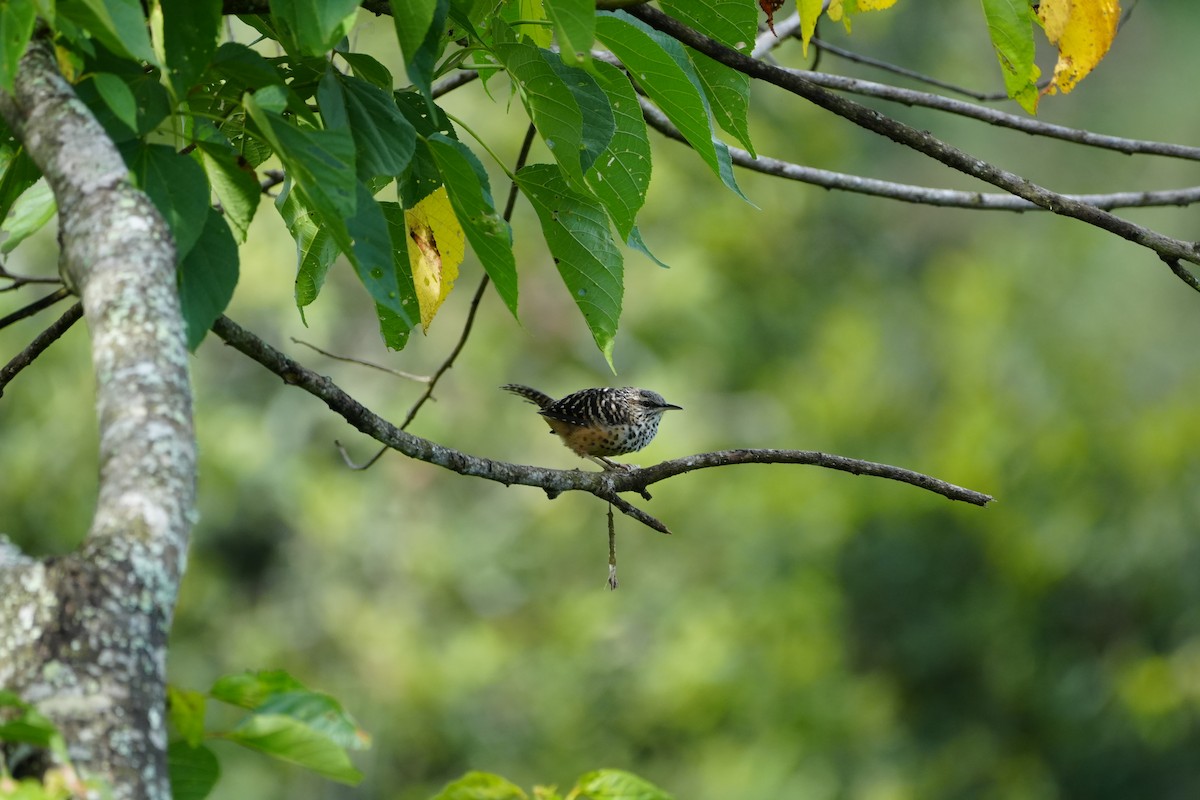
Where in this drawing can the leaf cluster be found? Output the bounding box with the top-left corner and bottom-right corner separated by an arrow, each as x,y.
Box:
0,0 -> 767,369
0,0 -> 1129,365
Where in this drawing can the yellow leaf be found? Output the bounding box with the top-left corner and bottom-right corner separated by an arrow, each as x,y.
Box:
825,0 -> 899,32
404,186 -> 465,332
797,0 -> 825,56
1038,0 -> 1120,94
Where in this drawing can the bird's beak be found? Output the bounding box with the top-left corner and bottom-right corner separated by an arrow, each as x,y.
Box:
661,402 -> 682,411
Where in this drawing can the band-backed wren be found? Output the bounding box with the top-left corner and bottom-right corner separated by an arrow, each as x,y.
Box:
502,384 -> 682,468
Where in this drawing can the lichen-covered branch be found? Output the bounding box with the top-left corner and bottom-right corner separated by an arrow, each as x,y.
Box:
0,38 -> 195,800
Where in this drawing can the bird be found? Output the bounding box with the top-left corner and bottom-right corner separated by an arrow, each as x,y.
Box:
501,384 -> 682,469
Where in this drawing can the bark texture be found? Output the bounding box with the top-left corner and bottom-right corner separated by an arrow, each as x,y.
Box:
0,39 -> 196,800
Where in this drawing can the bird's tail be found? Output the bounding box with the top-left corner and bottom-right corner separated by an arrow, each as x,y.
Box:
501,383 -> 555,409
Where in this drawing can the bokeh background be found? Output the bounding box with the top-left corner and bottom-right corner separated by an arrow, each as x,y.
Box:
4,2 -> 1200,798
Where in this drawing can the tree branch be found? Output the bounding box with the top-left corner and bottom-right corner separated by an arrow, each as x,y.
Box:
0,262 -> 61,292
637,96 -> 1200,212
0,286 -> 70,330
0,36 -> 195,800
806,36 -> 1019,102
787,68 -> 1200,161
211,316 -> 993,537
627,6 -> 1200,271
0,300 -> 82,397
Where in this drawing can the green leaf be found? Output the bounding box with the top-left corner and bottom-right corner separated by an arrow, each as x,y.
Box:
210,41 -> 286,93
658,0 -> 757,50
168,742 -> 220,800
268,0 -> 359,56
124,142 -> 211,260
167,685 -> 208,748
542,55 -> 615,176
254,691 -> 370,751
336,50 -> 394,90
584,59 -> 649,242
981,0 -> 1041,113
395,91 -> 457,206
196,143 -> 260,243
402,0 -> 449,104
251,83 -> 289,114
431,771 -> 528,800
503,0 -> 552,48
0,691 -> 64,752
276,181 -> 338,316
75,61 -> 170,142
0,146 -> 40,224
317,68 -> 417,181
627,225 -> 668,269
157,0 -> 221,93
517,163 -> 621,368
0,0 -> 36,93
210,669 -> 307,711
596,11 -> 747,201
374,303 -> 412,350
225,714 -> 363,784
495,42 -> 605,190
574,769 -> 673,800
344,182 -> 417,326
378,201 -> 416,350
1,179 -> 55,254
660,0 -> 761,146
426,134 -> 518,317
178,207 -> 239,351
544,0 -> 593,67
390,0 -> 439,66
92,72 -> 137,131
689,54 -> 754,156
245,92 -> 357,219
58,0 -> 159,65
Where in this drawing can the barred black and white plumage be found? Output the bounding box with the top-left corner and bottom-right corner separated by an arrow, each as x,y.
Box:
501,384 -> 682,467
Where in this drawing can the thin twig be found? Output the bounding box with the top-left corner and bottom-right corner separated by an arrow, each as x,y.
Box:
788,68 -> 1200,161
0,301 -> 83,397
0,264 -> 61,292
212,315 -> 993,535
627,6 -> 1200,272
607,504 -> 619,590
1162,257 -> 1200,293
637,97 -> 1200,211
809,37 -> 1020,102
291,338 -> 432,382
335,439 -> 388,471
0,287 -> 71,331
432,70 -> 480,98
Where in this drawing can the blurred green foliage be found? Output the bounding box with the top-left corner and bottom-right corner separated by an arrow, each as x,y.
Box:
4,2 -> 1200,799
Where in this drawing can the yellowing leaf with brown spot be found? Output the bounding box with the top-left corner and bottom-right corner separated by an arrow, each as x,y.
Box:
1038,0 -> 1120,94
404,186 -> 464,332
